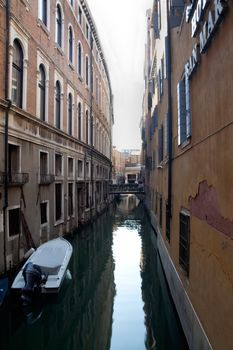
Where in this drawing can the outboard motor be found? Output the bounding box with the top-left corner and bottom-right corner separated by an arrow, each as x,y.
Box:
21,262 -> 43,306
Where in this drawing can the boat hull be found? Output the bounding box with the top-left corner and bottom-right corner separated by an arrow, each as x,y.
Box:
11,237 -> 73,294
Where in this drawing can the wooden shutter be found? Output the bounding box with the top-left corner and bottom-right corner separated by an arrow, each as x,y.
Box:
177,79 -> 187,145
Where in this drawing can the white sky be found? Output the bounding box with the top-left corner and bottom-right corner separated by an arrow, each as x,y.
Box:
87,0 -> 152,150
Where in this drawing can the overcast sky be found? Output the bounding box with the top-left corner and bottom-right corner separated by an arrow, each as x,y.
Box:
87,0 -> 152,150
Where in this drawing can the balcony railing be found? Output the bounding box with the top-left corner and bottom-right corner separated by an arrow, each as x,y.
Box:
7,173 -> 29,186
39,174 -> 55,185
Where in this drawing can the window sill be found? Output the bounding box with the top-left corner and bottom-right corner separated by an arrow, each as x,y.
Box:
69,62 -> 75,71
54,219 -> 64,227
55,45 -> 64,56
37,19 -> 50,38
40,222 -> 48,229
8,233 -> 22,241
180,137 -> 191,150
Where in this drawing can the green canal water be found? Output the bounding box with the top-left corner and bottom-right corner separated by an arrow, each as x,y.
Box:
0,195 -> 189,350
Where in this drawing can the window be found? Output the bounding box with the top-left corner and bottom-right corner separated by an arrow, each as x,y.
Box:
8,144 -> 20,176
68,183 -> 74,217
86,162 -> 90,177
78,6 -> 82,25
40,202 -> 48,225
159,195 -> 162,227
40,151 -> 48,175
68,93 -> 72,135
78,42 -> 82,76
91,65 -> 94,93
55,183 -> 62,221
177,74 -> 191,145
78,102 -> 82,140
8,207 -> 21,237
158,126 -> 163,163
55,153 -> 62,176
179,212 -> 190,276
69,0 -> 73,7
78,160 -> 83,178
38,64 -> 46,121
68,157 -> 74,177
90,115 -> 94,146
85,56 -> 89,86
85,110 -> 89,143
96,77 -> 99,102
85,182 -> 89,208
39,0 -> 47,26
12,39 -> 23,108
56,4 -> 62,47
86,23 -> 89,40
55,81 -> 61,129
68,26 -> 73,63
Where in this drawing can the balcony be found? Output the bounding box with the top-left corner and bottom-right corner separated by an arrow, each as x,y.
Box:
8,173 -> 29,186
39,174 -> 55,185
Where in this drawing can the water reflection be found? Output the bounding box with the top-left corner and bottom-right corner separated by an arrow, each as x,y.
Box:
0,214 -> 115,350
0,195 -> 188,350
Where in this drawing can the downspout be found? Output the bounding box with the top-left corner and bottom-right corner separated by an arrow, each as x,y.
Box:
3,0 -> 11,274
90,30 -> 94,222
166,0 -> 173,232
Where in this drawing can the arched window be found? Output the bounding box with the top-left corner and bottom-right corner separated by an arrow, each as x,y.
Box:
90,115 -> 94,146
78,102 -> 82,140
39,0 -> 47,26
68,93 -> 72,135
96,77 -> 98,103
38,64 -> 46,121
68,26 -> 73,63
55,81 -> 61,129
86,110 -> 89,144
56,4 -> 62,47
12,39 -> 23,108
85,56 -> 89,85
78,43 -> 82,76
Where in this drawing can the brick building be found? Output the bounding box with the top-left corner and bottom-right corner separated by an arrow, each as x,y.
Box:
142,1 -> 233,349
0,0 -> 113,273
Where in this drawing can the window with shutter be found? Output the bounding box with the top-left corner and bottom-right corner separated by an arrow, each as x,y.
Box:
158,126 -> 163,163
179,212 -> 190,276
177,77 -> 189,145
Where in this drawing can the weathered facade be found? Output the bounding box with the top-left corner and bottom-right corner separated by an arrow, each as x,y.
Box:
142,1 -> 233,349
0,0 -> 114,273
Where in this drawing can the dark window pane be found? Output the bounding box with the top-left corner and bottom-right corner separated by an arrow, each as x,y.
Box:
179,213 -> 190,276
39,65 -> 46,121
68,183 -> 73,216
9,208 -> 20,237
12,40 -> 23,108
68,93 -> 72,135
56,5 -> 62,46
69,27 -> 73,62
40,202 -> 47,224
78,103 -> 82,140
55,184 -> 62,221
55,81 -> 61,129
78,43 -> 82,76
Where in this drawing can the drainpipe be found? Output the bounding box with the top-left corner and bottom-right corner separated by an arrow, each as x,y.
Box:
166,0 -> 173,228
90,30 -> 94,222
3,0 -> 11,274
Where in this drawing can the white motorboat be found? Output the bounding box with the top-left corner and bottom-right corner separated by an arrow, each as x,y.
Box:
11,237 -> 73,304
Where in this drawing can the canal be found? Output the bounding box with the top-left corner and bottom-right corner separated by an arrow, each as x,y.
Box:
0,195 -> 189,350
